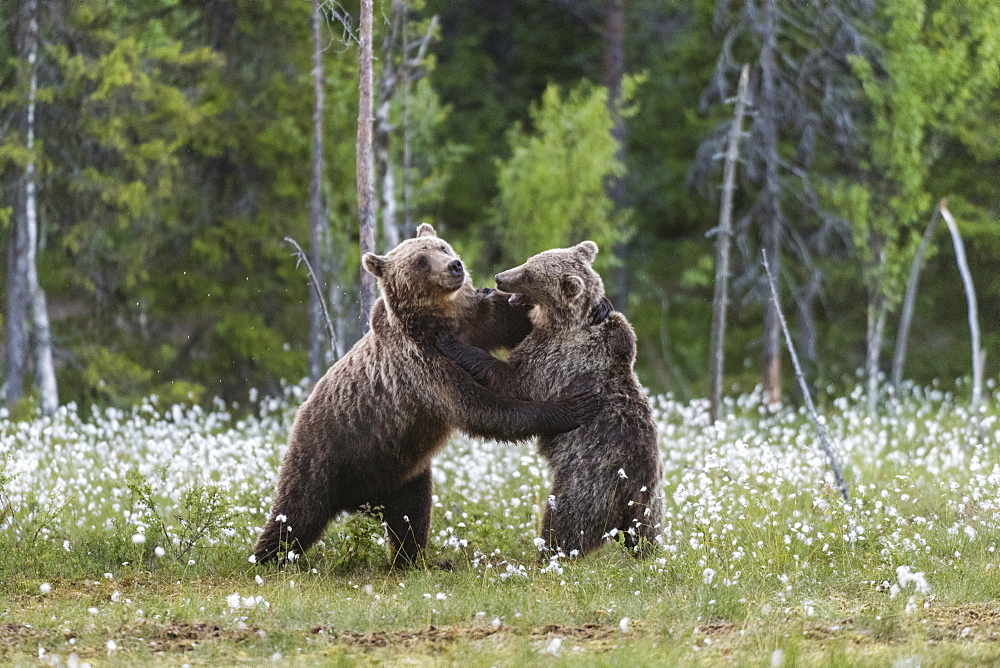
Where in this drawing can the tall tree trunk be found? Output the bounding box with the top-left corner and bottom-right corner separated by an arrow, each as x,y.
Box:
375,0 -> 403,250
3,0 -> 56,413
708,64 -> 750,422
759,0 -> 783,407
940,202 -> 984,407
357,0 -> 376,333
866,291 -> 888,416
308,0 -> 327,382
401,0 -> 412,230
3,184 -> 31,407
603,0 -> 629,312
891,207 -> 940,393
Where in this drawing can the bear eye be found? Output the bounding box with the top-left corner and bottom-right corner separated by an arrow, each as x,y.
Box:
417,256 -> 428,268
522,269 -> 533,283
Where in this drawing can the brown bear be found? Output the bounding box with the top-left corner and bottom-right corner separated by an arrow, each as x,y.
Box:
436,241 -> 663,558
252,224 -> 598,567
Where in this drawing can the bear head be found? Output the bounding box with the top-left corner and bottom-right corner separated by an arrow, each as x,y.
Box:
494,241 -> 605,329
362,224 -> 473,327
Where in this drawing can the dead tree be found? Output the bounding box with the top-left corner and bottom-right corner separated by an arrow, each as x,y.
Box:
357,0 -> 376,333
308,0 -> 328,381
890,207 -> 940,393
763,250 -> 849,502
708,64 -> 750,422
940,201 -> 985,407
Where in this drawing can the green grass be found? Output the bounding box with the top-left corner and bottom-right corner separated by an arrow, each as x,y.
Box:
3,383 -> 1000,665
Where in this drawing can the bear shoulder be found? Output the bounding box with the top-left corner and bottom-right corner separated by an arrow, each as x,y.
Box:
598,312 -> 636,366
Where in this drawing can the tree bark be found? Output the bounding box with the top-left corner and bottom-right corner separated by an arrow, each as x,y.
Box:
3,184 -> 31,408
940,201 -> 984,407
357,0 -> 376,333
708,64 -> 750,423
891,208 -> 940,393
308,0 -> 327,382
401,0 -> 412,230
3,0 -> 56,414
865,292 -> 888,415
375,0 -> 403,250
760,0 -> 783,407
603,0 -> 629,312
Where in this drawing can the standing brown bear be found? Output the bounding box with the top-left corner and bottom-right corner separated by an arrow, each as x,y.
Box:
437,241 -> 663,558
253,224 -> 598,566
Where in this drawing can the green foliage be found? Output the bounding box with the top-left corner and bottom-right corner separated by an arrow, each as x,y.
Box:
126,470 -> 233,564
491,78 -> 634,272
0,0 -> 998,404
841,0 -> 1000,305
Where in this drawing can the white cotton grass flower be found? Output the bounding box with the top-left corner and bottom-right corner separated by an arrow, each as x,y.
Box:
106,640 -> 117,654
895,566 -> 931,595
227,593 -> 269,610
618,617 -> 631,633
131,533 -> 146,544
541,637 -> 562,657
39,583 -> 51,594
154,546 -> 166,558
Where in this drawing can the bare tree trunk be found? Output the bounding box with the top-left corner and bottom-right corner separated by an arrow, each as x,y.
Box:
760,0 -> 783,407
708,64 -> 750,422
763,250 -> 849,502
865,292 -> 888,416
603,0 -> 629,312
3,190 -> 31,407
940,201 -> 984,407
308,0 -> 327,382
357,0 -> 376,333
891,207 -> 940,393
375,0 -> 403,250
3,0 -> 56,414
401,0 -> 412,230
324,230 -> 348,360
27,0 -> 57,415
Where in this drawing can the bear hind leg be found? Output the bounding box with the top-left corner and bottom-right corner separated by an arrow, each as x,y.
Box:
378,467 -> 433,569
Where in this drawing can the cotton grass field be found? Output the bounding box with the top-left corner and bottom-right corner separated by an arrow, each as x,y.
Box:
3,381 -> 1000,666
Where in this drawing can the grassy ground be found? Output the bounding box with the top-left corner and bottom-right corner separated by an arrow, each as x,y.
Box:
3,381 -> 1000,666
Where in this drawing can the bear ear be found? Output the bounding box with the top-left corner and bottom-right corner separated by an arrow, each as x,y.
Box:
574,241 -> 598,263
415,223 -> 437,238
362,253 -> 388,278
561,274 -> 585,299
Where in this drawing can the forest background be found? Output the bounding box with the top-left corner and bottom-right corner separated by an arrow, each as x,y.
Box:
1,0 -> 998,412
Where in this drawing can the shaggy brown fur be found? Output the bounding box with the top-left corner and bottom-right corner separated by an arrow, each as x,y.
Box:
253,225 -> 599,567
437,241 -> 663,558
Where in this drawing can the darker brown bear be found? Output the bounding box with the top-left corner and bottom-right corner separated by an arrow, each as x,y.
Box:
253,225 -> 598,567
437,241 -> 663,558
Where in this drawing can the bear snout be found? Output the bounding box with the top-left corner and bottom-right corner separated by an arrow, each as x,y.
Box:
447,259 -> 464,276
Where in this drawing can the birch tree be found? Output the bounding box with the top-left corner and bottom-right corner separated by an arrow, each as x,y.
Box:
357,0 -> 376,333
2,0 -> 57,413
833,0 -> 1000,412
308,0 -> 328,382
